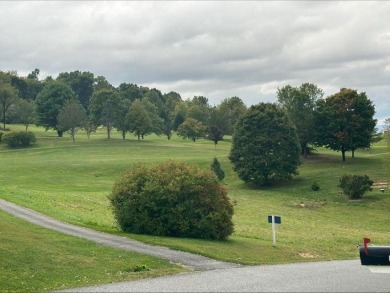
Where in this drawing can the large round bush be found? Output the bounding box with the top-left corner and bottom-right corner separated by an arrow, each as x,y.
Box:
109,161 -> 234,240
2,131 -> 35,147
339,174 -> 373,199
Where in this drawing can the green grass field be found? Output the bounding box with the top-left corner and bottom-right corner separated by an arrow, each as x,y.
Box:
1,124 -> 389,291
0,210 -> 186,293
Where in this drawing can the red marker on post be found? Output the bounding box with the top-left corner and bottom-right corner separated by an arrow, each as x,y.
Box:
363,237 -> 371,255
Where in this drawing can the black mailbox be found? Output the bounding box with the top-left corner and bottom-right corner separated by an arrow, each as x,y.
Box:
359,246 -> 390,266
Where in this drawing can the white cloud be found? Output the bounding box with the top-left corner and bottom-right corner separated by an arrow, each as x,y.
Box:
0,1 -> 389,122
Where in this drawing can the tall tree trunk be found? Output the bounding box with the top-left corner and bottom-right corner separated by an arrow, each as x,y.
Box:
71,128 -> 75,143
301,143 -> 308,158
2,107 -> 5,130
107,123 -> 111,139
341,147 -> 346,162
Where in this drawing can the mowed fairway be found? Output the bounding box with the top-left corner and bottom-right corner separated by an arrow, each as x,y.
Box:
1,124 -> 390,291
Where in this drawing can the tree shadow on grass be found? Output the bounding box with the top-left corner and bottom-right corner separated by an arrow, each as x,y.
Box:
232,177 -> 306,191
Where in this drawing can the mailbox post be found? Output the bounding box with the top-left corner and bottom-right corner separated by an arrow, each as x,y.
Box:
268,215 -> 281,246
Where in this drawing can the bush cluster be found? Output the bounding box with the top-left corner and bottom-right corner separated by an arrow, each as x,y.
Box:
339,174 -> 373,199
2,131 -> 36,147
109,160 -> 234,240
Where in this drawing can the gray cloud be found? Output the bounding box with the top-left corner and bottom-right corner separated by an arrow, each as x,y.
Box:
1,1 -> 389,124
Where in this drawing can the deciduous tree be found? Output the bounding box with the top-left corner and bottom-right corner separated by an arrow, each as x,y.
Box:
89,89 -> 122,139
83,117 -> 98,139
277,83 -> 323,157
161,91 -> 182,140
57,99 -> 87,142
141,97 -> 164,138
314,88 -> 376,161
176,118 -> 207,142
186,96 -> 210,125
218,96 -> 247,135
126,100 -> 152,140
15,98 -> 36,130
57,71 -> 94,110
118,83 -> 142,103
35,81 -> 76,136
0,74 -> 19,130
172,101 -> 187,130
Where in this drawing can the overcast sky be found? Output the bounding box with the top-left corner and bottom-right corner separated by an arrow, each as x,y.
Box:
1,1 -> 389,125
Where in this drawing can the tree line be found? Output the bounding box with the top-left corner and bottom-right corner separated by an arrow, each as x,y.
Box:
0,69 -> 246,143
0,69 -> 380,161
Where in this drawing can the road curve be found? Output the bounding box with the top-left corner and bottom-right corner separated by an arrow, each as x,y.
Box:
0,198 -> 240,271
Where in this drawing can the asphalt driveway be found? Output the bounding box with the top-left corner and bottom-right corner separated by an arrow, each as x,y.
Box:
0,199 -> 240,271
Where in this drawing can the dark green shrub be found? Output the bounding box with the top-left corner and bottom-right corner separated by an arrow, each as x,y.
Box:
311,181 -> 320,191
108,160 -> 234,240
339,174 -> 373,199
19,131 -> 36,146
2,131 -> 36,147
133,264 -> 149,272
3,132 -> 19,147
211,157 -> 225,181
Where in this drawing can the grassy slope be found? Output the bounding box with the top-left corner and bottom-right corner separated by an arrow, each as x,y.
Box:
0,209 -> 186,293
1,124 -> 389,290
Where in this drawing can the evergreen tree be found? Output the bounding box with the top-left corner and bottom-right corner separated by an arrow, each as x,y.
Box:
211,158 -> 225,181
229,103 -> 300,186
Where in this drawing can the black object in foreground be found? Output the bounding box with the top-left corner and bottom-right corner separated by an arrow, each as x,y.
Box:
359,238 -> 390,266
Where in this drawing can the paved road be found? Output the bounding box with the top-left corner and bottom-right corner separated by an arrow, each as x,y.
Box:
1,199 -> 390,292
60,260 -> 390,292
